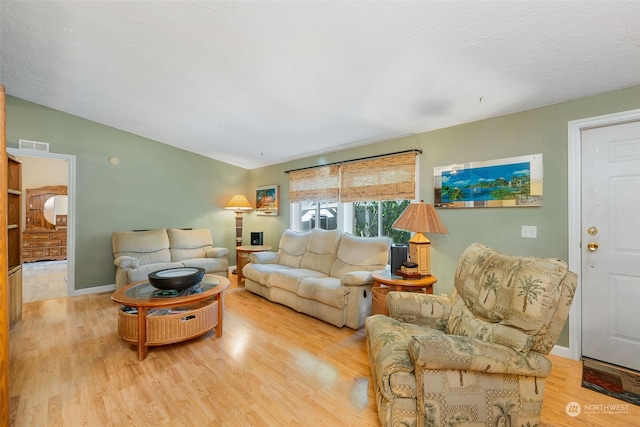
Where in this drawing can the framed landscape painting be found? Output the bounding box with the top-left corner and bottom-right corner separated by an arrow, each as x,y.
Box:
256,185 -> 279,216
434,154 -> 543,208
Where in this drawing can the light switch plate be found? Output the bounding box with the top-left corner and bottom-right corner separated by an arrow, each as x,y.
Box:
521,225 -> 537,238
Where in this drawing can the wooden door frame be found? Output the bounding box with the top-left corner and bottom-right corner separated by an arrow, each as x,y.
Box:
567,108 -> 640,361
7,148 -> 76,297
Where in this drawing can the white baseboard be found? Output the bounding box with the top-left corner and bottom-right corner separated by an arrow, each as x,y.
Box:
550,344 -> 575,360
73,284 -> 116,296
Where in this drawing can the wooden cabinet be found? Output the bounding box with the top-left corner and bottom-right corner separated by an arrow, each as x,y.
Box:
22,230 -> 67,262
23,185 -> 67,263
6,153 -> 23,325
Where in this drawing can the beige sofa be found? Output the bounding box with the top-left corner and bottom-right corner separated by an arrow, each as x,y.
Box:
112,228 -> 229,288
365,243 -> 577,427
243,228 -> 391,329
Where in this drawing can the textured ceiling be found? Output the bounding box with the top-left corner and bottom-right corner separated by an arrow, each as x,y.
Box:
1,1 -> 639,169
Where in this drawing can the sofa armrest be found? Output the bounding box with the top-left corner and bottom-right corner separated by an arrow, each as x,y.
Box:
340,271 -> 373,286
249,251 -> 279,264
387,291 -> 452,331
114,255 -> 139,269
206,247 -> 229,258
409,330 -> 552,377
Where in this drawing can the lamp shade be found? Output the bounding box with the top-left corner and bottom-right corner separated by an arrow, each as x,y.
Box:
225,194 -> 253,210
392,201 -> 448,234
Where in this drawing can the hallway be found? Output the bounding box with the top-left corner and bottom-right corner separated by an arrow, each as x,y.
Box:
21,260 -> 67,303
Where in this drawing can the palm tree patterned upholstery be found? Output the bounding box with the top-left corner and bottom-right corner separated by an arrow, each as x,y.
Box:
366,243 -> 577,427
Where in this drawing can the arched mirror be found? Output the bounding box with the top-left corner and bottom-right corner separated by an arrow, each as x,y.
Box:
26,185 -> 68,230
43,195 -> 68,227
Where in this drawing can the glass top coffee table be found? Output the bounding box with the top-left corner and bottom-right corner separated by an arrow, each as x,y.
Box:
111,274 -> 230,360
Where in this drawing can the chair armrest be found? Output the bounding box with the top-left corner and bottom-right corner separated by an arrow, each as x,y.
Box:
387,291 -> 452,331
249,252 -> 279,264
114,256 -> 139,269
409,330 -> 552,377
340,271 -> 373,287
206,247 -> 229,258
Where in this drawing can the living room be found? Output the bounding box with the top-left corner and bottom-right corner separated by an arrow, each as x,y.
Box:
5,83 -> 640,426
2,1 -> 640,426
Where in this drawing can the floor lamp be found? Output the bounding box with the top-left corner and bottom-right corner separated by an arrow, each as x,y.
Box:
392,201 -> 448,276
225,194 -> 253,273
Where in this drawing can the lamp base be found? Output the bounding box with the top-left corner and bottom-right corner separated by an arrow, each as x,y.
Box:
409,233 -> 431,276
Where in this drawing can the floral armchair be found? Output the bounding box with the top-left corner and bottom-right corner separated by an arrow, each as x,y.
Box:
365,243 -> 577,427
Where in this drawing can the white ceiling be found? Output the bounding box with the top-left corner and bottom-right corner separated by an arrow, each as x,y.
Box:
1,1 -> 639,169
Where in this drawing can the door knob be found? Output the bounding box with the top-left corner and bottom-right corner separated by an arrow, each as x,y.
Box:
587,241 -> 599,252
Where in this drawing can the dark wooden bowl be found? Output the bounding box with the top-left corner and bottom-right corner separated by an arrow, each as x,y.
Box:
148,267 -> 205,290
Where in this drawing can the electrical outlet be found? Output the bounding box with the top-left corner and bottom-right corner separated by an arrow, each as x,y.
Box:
521,225 -> 537,238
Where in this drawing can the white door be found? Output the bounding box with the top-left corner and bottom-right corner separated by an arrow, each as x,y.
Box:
581,120 -> 640,371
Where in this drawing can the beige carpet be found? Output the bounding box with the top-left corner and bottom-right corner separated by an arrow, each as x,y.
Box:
21,260 -> 68,303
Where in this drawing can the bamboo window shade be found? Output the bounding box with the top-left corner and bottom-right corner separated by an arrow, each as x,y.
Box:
340,152 -> 416,202
289,165 -> 340,203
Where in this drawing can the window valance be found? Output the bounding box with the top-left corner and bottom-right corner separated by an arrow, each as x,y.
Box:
288,150 -> 419,203
289,165 -> 340,203
340,152 -> 416,202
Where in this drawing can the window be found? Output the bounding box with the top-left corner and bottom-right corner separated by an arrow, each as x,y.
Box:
288,151 -> 418,242
299,201 -> 339,231
353,200 -> 411,244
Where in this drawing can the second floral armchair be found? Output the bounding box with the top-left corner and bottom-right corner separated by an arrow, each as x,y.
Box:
366,243 -> 577,427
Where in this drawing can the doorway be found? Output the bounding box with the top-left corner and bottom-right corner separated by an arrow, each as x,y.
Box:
567,109 -> 640,367
7,147 -> 76,300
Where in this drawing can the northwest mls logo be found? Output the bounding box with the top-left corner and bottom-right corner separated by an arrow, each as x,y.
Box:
566,401 -> 581,417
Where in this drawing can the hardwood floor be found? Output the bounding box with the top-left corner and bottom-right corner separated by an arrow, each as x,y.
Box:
9,273 -> 640,426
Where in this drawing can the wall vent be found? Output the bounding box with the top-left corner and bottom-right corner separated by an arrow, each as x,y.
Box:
18,139 -> 50,152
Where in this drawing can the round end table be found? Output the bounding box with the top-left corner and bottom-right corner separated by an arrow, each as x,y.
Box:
371,269 -> 437,316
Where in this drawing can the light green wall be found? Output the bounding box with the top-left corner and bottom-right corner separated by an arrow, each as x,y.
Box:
6,96 -> 250,289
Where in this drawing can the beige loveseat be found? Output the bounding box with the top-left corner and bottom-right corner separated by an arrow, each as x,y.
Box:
243,228 -> 391,329
366,243 -> 577,427
112,228 -> 229,288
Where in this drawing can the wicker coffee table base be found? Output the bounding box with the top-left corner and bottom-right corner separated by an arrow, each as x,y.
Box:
111,275 -> 230,360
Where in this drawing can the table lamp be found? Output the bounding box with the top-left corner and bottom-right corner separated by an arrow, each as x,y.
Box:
391,201 -> 448,275
225,194 -> 253,247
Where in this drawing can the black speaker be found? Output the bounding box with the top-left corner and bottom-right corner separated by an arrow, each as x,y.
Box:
390,245 -> 408,273
251,232 -> 264,246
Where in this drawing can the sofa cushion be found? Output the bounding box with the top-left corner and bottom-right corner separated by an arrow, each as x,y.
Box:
181,257 -> 228,273
112,228 -> 172,265
277,230 -> 311,268
330,233 -> 391,278
301,229 -> 341,275
270,269 -> 326,293
243,263 -> 292,287
449,243 -> 568,354
168,228 -> 213,261
297,277 -> 348,309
